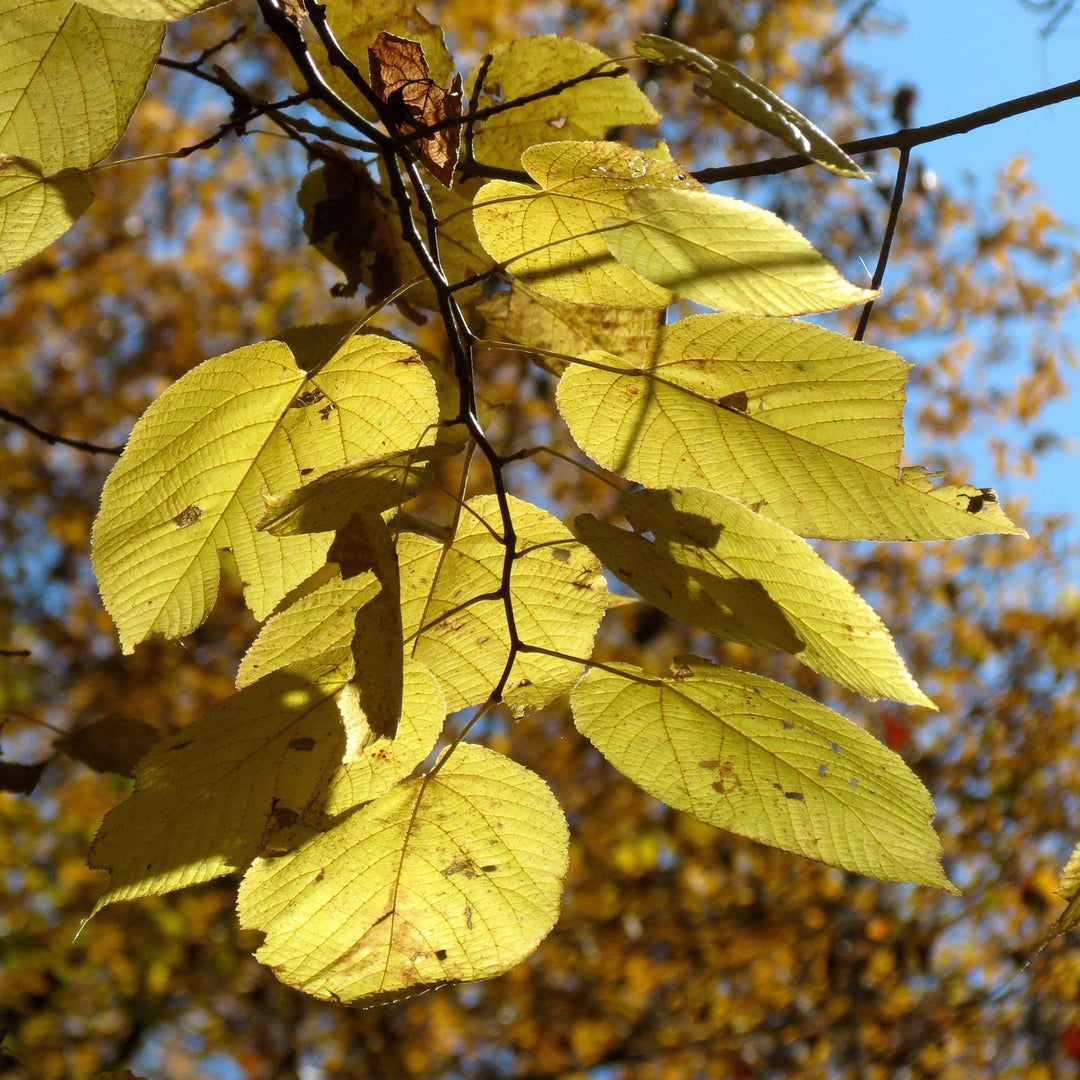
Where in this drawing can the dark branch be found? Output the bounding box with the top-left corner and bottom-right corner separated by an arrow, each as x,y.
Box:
854,145 -> 910,341
0,407 -> 122,456
694,76 -> 1080,183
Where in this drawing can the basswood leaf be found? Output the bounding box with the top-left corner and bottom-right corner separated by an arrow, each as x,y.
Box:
478,282 -> 664,375
76,0 -> 217,20
92,335 -> 439,650
237,743 -> 569,1005
472,141 -> 700,308
0,156 -> 93,273
0,0 -> 164,172
369,31 -> 462,186
257,445 -> 449,536
324,659 -> 445,814
571,658 -> 956,890
89,658 -> 355,910
315,0 -> 453,124
604,186 -> 877,315
467,37 -> 660,172
241,496 -> 609,714
576,486 -> 933,706
556,313 -> 1026,540
1031,842 -> 1080,955
635,34 -> 866,178
57,716 -> 159,776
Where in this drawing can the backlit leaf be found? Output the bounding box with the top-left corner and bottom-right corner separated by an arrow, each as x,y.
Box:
0,156 -> 93,273
324,659 -> 445,814
92,335 -> 439,650
577,486 -> 933,706
467,36 -> 659,172
0,0 -> 164,172
241,496 -> 609,714
556,313 -> 1026,540
89,658 -> 355,910
605,186 -> 877,315
571,658 -> 956,890
237,743 -> 569,1005
78,0 -> 219,21
472,140 -> 700,308
635,34 -> 867,178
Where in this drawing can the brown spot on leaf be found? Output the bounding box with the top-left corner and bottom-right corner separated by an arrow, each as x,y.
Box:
174,505 -> 202,528
435,949 -> 447,961
290,388 -> 325,408
318,402 -> 336,420
716,390 -> 749,412
288,737 -> 315,751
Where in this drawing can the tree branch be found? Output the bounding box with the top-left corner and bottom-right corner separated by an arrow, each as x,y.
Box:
694,76 -> 1080,183
0,407 -> 122,456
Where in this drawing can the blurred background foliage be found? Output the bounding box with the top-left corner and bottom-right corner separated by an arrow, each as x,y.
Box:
2,0 -> 1079,1077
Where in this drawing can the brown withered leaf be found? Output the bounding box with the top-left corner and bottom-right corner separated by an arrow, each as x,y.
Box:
58,716 -> 161,777
297,158 -> 403,300
0,758 -> 45,795
368,31 -> 463,186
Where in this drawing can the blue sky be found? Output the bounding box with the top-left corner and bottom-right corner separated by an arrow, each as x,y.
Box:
846,0 -> 1080,544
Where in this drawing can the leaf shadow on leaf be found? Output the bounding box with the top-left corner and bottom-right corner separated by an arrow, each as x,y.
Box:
577,493 -> 804,654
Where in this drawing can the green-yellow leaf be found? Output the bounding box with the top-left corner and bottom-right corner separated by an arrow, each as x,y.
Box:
555,313 -> 1025,540
605,186 -> 877,315
571,658 -> 956,891
635,34 -> 866,178
577,487 -> 933,706
92,335 -> 439,650
89,658 -> 355,910
241,496 -> 609,714
0,0 -> 164,172
324,659 -> 445,814
472,141 -> 700,308
237,743 -> 569,1005
467,37 -> 660,172
0,156 -> 92,273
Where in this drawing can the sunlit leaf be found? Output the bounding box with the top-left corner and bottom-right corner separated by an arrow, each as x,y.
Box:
472,140 -> 700,307
0,0 -> 164,172
577,486 -> 934,706
467,36 -> 659,172
92,335 -> 439,650
635,34 -> 867,178
237,743 -> 569,1005
241,496 -> 609,714
77,0 -> 217,18
605,186 -> 877,315
571,657 -> 956,890
478,281 -> 664,375
556,313 -> 1026,540
324,659 -> 445,814
89,658 -> 355,910
0,156 -> 93,273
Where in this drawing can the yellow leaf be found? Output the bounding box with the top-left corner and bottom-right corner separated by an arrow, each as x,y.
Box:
241,496 -> 609,714
92,335 -> 439,650
467,36 -> 659,172
571,658 -> 956,891
605,186 -> 877,315
325,659 -> 445,814
0,0 -> 164,172
577,486 -> 934,707
237,743 -> 569,1005
478,281 -> 664,375
556,313 -> 1026,540
635,34 -> 867,178
0,156 -> 93,273
472,140 -> 700,308
89,658 -> 355,910
77,0 -> 216,17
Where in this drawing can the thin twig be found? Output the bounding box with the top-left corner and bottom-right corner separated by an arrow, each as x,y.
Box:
694,76 -> 1080,183
0,407 -> 122,456
854,145 -> 910,341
